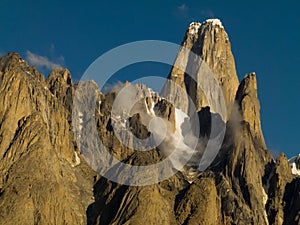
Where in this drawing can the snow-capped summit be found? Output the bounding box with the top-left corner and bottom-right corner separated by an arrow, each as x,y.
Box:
204,18 -> 224,29
187,19 -> 224,35
289,154 -> 300,175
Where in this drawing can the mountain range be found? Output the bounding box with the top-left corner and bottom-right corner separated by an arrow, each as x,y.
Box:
0,19 -> 299,225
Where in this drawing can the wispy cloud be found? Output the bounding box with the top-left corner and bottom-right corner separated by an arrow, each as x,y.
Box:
102,81 -> 126,93
26,50 -> 63,70
178,4 -> 188,12
175,3 -> 189,19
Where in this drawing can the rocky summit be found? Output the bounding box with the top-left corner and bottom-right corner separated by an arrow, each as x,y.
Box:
0,19 -> 299,225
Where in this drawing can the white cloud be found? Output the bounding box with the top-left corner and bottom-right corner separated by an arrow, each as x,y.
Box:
178,4 -> 188,12
102,81 -> 126,93
175,4 -> 190,18
26,50 -> 63,70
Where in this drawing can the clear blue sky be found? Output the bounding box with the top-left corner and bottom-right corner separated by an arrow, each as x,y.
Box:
0,0 -> 299,158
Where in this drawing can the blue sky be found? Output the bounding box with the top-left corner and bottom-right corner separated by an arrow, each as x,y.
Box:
0,0 -> 299,158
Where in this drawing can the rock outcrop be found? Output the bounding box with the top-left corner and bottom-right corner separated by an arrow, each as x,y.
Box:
235,72 -> 266,148
210,72 -> 273,224
266,153 -> 293,225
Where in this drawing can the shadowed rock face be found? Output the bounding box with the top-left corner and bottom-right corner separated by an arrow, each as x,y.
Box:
0,19 -> 300,225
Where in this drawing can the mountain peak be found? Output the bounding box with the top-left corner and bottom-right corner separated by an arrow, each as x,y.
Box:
0,52 -> 28,71
167,19 -> 238,119
48,67 -> 72,85
188,22 -> 201,35
237,72 -> 258,97
2,52 -> 22,61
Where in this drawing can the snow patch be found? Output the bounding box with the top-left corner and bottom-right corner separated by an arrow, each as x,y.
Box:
78,112 -> 83,125
261,186 -> 269,225
111,114 -> 127,129
289,155 -> 300,175
262,186 -> 268,205
291,162 -> 300,175
78,124 -> 82,132
120,119 -> 126,128
149,101 -> 155,116
145,99 -> 155,116
71,151 -> 81,167
75,112 -> 84,139
147,88 -> 156,97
